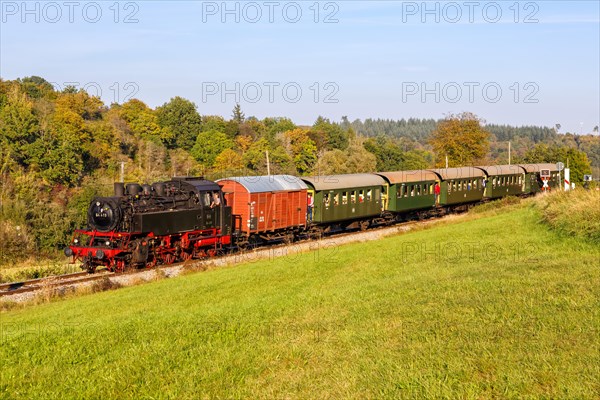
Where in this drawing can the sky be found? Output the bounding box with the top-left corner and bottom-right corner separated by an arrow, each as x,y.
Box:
1,0 -> 599,133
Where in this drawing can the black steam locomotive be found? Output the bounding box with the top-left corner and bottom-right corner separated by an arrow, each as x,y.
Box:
65,177 -> 232,272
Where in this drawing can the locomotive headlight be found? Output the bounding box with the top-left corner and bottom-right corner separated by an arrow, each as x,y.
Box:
64,247 -> 73,257
73,238 -> 79,244
96,249 -> 105,259
105,240 -> 111,246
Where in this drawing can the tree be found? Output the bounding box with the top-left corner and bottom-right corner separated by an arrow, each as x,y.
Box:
283,128 -> 318,174
231,103 -> 245,124
429,112 -> 491,167
364,136 -> 404,171
312,116 -> 349,150
191,130 -> 233,168
0,86 -> 40,164
156,97 -> 202,149
313,140 -> 376,175
242,138 -> 292,174
522,143 -> 592,183
120,99 -> 173,145
214,148 -> 244,171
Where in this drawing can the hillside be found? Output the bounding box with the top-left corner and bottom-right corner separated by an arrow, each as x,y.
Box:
1,197 -> 599,399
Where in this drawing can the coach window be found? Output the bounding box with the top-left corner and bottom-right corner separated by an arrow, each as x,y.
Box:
342,192 -> 348,205
367,189 -> 372,201
448,181 -> 453,193
333,193 -> 339,206
323,193 -> 330,207
351,191 -> 356,204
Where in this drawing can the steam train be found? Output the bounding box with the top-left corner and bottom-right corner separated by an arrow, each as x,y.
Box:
65,163 -> 560,272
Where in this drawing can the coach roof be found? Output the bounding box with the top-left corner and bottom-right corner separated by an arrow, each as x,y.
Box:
376,170 -> 438,184
217,175 -> 308,193
428,167 -> 486,180
301,174 -> 386,191
475,165 -> 526,176
518,163 -> 560,173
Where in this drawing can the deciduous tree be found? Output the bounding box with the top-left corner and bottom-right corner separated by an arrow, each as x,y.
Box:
156,97 -> 202,149
429,112 -> 490,167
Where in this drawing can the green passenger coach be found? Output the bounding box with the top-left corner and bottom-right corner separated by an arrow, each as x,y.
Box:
429,167 -> 486,205
475,165 -> 526,199
376,170 -> 438,212
519,163 -> 560,193
301,174 -> 386,225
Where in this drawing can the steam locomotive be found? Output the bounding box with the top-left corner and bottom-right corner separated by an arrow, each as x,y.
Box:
65,163 -> 560,272
65,177 -> 232,272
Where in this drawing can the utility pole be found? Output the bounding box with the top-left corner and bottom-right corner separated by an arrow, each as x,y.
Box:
508,141 -> 511,165
445,155 -> 448,169
265,150 -> 271,176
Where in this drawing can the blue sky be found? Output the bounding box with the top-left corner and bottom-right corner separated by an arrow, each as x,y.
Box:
1,1 -> 599,133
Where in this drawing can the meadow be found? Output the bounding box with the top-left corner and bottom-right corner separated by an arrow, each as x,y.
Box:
0,192 -> 598,399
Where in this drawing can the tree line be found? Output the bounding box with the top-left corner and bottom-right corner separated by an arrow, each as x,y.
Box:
0,76 -> 596,263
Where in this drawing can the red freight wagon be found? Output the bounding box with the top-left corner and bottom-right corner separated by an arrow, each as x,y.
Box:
217,175 -> 308,241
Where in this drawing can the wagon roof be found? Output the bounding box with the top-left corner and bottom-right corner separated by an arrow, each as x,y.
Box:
475,165 -> 526,176
428,167 -> 486,180
216,175 -> 308,193
376,170 -> 438,184
518,163 -> 560,173
301,174 -> 385,191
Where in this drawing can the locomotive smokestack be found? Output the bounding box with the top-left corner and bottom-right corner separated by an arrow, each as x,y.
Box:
114,182 -> 125,197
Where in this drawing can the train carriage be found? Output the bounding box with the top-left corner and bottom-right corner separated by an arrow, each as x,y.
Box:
429,167 -> 485,205
475,165 -> 526,199
217,175 -> 308,243
300,174 -> 385,226
519,163 -> 560,193
376,170 -> 437,212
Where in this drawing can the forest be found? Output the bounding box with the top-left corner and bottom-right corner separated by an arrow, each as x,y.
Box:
0,76 -> 597,265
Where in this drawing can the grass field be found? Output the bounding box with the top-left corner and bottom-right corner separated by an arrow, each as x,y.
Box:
1,195 -> 599,399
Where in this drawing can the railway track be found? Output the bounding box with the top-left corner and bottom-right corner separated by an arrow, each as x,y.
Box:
0,271 -> 113,298
0,209 -> 457,301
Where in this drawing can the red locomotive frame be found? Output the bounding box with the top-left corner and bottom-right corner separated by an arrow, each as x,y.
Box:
66,227 -> 231,273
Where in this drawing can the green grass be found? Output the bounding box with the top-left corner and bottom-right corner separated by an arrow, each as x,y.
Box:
537,189 -> 600,243
1,203 -> 599,399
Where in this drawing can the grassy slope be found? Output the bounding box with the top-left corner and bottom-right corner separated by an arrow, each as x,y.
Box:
1,203 -> 598,399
